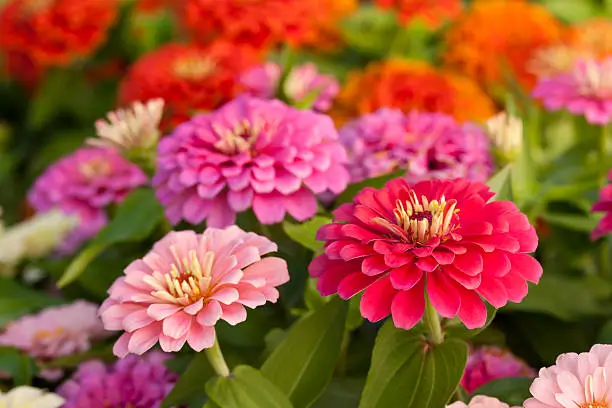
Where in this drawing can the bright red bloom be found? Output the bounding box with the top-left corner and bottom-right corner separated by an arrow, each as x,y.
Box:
0,0 -> 119,67
118,42 -> 261,128
375,0 -> 462,28
309,178 -> 541,329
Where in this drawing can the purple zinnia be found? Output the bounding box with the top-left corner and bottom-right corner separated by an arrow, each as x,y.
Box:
58,352 -> 177,408
153,95 -> 349,227
28,147 -> 147,253
339,108 -> 493,184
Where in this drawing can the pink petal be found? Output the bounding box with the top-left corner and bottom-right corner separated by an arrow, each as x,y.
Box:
457,289 -> 487,329
453,251 -> 484,276
124,309 -> 155,332
391,280 -> 426,330
162,311 -> 193,339
253,193 -> 287,224
113,333 -> 131,358
196,300 -> 223,326
159,333 -> 187,352
427,272 -> 461,318
147,303 -> 182,321
184,298 -> 204,315
127,322 -> 162,355
243,257 -> 289,286
186,323 -> 216,351
476,278 -> 508,308
390,263 -> 423,290
337,272 -> 378,299
284,188 -> 317,221
227,189 -> 254,212
210,287 -> 240,304
507,253 -> 542,283
360,276 -> 396,323
221,303 -> 248,325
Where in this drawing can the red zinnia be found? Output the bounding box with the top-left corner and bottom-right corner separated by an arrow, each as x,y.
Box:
375,0 -> 463,29
309,178 -> 542,329
0,0 -> 119,67
118,41 -> 261,128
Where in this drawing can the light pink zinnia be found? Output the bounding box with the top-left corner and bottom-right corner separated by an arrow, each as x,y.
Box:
28,147 -> 147,253
240,62 -> 339,111
153,95 -> 349,227
533,58 -> 612,125
0,301 -> 108,380
524,344 -> 612,408
462,346 -> 535,393
100,227 -> 289,356
592,169 -> 612,240
447,396 -> 519,408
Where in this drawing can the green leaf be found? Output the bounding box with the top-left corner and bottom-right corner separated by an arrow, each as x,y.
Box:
471,377 -> 533,406
161,352 -> 215,408
445,304 -> 497,340
26,70 -> 73,131
598,319 -> 612,344
312,378 -> 365,408
58,188 -> 164,287
206,365 -> 293,408
335,170 -> 405,207
283,216 -> 331,252
541,0 -> 596,22
340,5 -> 400,57
45,343 -> 115,369
261,297 -> 349,408
0,278 -> 64,328
0,347 -> 38,386
486,165 -> 513,201
359,321 -> 468,408
541,213 -> 599,233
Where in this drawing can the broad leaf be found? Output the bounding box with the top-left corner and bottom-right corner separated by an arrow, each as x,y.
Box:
541,212 -> 599,233
161,352 -> 215,408
261,297 -> 348,408
283,216 -> 331,252
471,377 -> 533,406
487,165 -> 512,201
335,170 -> 405,207
359,321 -> 468,408
0,347 -> 38,386
0,278 -> 64,328
312,378 -> 365,408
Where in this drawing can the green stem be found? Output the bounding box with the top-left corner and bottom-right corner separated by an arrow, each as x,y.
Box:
601,124 -> 609,185
423,298 -> 444,345
205,338 -> 230,377
453,386 -> 468,403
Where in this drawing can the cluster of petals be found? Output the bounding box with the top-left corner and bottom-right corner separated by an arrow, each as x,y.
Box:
462,345 -> 535,393
298,0 -> 358,52
331,59 -> 494,126
240,62 -> 339,112
524,344 -> 612,408
447,396 -> 519,408
58,352 -> 177,408
375,0 -> 462,28
339,108 -> 492,184
0,0 -> 119,67
309,178 -> 542,330
100,227 -> 289,356
592,169 -> 612,240
0,386 -> 64,408
443,0 -> 563,90
153,95 -> 349,227
533,58 -> 612,125
118,42 -> 261,128
27,147 -> 147,253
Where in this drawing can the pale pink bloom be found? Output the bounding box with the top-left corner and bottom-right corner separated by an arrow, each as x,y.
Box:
533,58 -> 612,125
447,396 -> 519,408
100,227 -> 289,357
524,344 -> 612,408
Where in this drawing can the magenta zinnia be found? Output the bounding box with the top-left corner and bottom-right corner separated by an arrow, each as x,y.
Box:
153,95 -> 349,227
309,178 -> 542,329
100,227 -> 289,356
462,346 -> 535,393
592,169 -> 612,240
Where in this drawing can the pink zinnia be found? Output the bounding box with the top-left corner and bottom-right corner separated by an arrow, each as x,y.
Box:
462,346 -> 535,393
0,301 -> 108,379
28,147 -> 147,253
100,227 -> 289,356
592,169 -> 612,240
447,396 -> 519,408
524,344 -> 612,408
153,96 -> 349,227
240,62 -> 339,111
339,109 -> 492,184
533,58 -> 612,125
309,178 -> 541,329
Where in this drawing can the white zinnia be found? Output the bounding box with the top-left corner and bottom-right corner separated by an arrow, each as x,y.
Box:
486,112 -> 523,161
0,386 -> 64,408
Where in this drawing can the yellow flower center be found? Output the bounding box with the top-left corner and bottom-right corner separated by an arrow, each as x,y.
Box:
34,327 -> 64,341
213,119 -> 263,155
174,57 -> 216,80
79,158 -> 112,179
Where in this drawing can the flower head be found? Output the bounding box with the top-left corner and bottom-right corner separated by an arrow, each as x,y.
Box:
118,42 -> 261,128
309,178 -> 541,330
462,346 -> 535,393
339,109 -> 492,184
591,170 -> 612,240
524,344 -> 612,408
444,0 -> 563,90
299,0 -> 357,52
533,58 -> 612,125
0,386 -> 64,408
0,0 -> 119,67
28,147 -> 147,253
100,227 -> 289,356
569,19 -> 612,60
331,59 -> 495,126
240,62 -> 339,111
58,352 -> 177,408
447,396 -> 519,408
153,96 -> 349,227
375,0 -> 462,28
486,112 -> 523,163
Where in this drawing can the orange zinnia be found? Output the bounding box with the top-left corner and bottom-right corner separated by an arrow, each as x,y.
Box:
331,59 -> 495,126
0,0 -> 119,67
444,0 -> 563,90
118,42 -> 262,128
301,0 -> 358,52
375,0 -> 462,28
568,18 -> 612,60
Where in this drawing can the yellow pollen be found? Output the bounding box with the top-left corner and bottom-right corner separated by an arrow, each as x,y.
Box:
213,119 -> 263,155
34,327 -> 64,340
174,57 -> 216,80
79,158 -> 112,179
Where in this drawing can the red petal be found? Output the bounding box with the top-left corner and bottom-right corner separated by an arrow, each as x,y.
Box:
338,272 -> 378,299
384,252 -> 413,268
476,278 -> 508,308
342,224 -> 380,242
500,273 -> 529,302
472,235 -> 520,253
457,289 -> 487,329
512,228 -> 539,253
316,223 -> 344,241
427,273 -> 461,318
340,243 -> 375,260
482,252 -> 511,277
445,266 -> 481,289
432,249 -> 455,265
416,257 -> 439,272
453,251 -> 483,276
360,276 -> 396,323
507,253 -> 542,283
391,281 -> 426,330
361,255 -> 389,276
390,263 -> 423,290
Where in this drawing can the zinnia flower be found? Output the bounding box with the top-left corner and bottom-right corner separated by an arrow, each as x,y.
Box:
331,59 -> 495,126
0,301 -> 108,380
486,112 -> 523,163
100,227 -> 289,356
240,62 -> 339,111
28,147 -> 147,253
153,96 -> 349,227
524,344 -> 612,408
339,109 -> 492,184
309,178 -> 541,329
443,0 -> 563,90
532,58 -> 612,125
118,42 -> 261,128
591,170 -> 612,240
0,386 -> 64,408
447,396 -> 518,408
0,0 -> 119,67
462,346 -> 535,393
299,0 -> 357,52
58,352 -> 177,408
569,18 -> 612,60
375,0 -> 462,28
0,50 -> 44,90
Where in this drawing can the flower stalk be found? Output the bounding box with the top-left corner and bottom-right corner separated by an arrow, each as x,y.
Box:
423,297 -> 444,345
205,338 -> 231,377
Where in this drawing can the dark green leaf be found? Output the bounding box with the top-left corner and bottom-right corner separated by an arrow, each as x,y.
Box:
161,352 -> 215,408
335,170 -> 405,207
261,297 -> 348,408
0,278 -> 64,328
359,321 -> 468,408
312,378 -> 365,408
0,347 -> 38,386
283,216 -> 331,252
487,165 -> 513,201
598,319 -> 612,344
445,304 -> 497,340
206,365 -> 293,408
471,377 -> 533,406
541,213 -> 599,233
